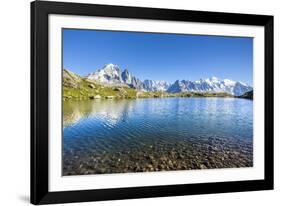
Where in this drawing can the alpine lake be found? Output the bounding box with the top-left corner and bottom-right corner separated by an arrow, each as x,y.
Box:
63,97 -> 253,175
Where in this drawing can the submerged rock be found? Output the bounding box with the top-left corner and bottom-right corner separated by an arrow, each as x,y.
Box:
63,134 -> 253,175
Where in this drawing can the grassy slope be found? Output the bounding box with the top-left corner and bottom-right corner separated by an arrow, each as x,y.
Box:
63,79 -> 137,100
63,69 -> 137,100
63,69 -> 234,101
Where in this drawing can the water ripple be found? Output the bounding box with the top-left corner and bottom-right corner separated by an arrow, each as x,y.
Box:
63,98 -> 253,175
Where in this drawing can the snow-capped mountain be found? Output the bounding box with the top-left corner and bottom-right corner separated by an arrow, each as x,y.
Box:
167,77 -> 252,96
87,63 -> 124,84
87,64 -> 143,89
86,64 -> 167,91
143,80 -> 170,92
86,64 -> 252,96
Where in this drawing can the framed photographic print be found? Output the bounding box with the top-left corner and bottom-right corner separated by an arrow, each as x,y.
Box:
31,0 -> 274,204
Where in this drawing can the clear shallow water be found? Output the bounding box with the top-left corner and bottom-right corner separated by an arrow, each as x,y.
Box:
63,97 -> 253,175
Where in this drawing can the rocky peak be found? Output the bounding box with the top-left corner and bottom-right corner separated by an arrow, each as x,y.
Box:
121,69 -> 132,84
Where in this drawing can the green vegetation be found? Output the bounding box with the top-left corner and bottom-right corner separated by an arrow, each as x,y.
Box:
63,79 -> 138,101
238,90 -> 253,100
191,92 -> 233,97
136,91 -> 233,98
63,69 -> 234,101
63,69 -> 137,101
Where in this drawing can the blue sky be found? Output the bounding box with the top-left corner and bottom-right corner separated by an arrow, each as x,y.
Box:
63,29 -> 253,85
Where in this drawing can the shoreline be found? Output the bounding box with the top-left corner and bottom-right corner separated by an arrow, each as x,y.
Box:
63,95 -> 252,102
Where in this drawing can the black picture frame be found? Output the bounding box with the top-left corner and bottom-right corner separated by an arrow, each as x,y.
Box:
31,0 -> 274,204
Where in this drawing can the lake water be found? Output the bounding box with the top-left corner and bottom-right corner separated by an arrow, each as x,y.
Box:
63,97 -> 253,175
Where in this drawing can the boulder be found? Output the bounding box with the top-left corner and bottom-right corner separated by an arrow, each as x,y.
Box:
88,84 -> 95,89
94,95 -> 101,99
106,96 -> 115,99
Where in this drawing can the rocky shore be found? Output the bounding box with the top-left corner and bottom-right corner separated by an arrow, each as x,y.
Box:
63,135 -> 253,175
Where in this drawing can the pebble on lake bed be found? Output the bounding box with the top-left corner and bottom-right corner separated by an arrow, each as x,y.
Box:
63,135 -> 253,176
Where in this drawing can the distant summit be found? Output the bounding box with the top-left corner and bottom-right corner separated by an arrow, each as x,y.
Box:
167,77 -> 252,96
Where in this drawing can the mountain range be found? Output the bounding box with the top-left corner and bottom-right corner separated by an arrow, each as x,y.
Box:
85,64 -> 252,96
